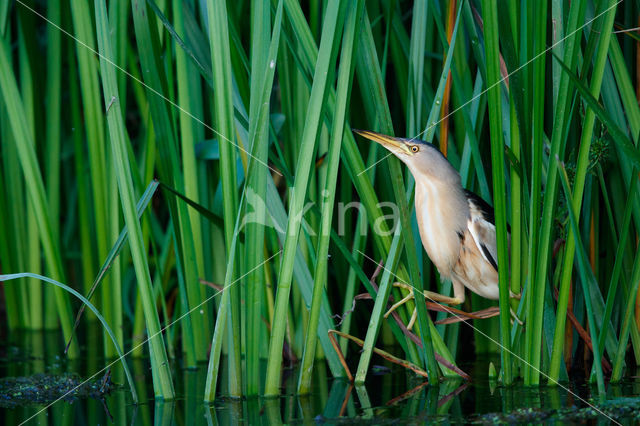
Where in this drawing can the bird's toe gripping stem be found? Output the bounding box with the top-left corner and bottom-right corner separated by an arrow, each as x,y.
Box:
384,282 -> 463,330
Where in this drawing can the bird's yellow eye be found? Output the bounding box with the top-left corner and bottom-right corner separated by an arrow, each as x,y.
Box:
411,145 -> 419,153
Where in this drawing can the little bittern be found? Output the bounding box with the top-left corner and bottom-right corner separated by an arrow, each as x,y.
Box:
354,129 -> 510,327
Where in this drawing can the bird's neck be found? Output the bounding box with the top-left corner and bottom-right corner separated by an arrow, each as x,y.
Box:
414,178 -> 469,227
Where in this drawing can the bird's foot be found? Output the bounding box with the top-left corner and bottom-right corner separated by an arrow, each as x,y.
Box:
383,282 -> 415,322
384,282 -> 463,331
510,308 -> 524,327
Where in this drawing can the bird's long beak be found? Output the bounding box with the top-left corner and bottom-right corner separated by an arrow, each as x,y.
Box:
353,129 -> 411,154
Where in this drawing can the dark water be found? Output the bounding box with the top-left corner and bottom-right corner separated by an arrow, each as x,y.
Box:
2,330 -> 640,425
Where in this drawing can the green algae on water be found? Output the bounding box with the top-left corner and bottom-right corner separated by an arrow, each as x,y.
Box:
0,373 -> 115,408
475,397 -> 640,424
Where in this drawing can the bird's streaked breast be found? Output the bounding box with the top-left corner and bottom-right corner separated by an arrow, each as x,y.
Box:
414,179 -> 469,279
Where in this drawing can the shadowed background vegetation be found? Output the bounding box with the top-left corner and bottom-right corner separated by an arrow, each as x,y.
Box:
0,0 -> 639,401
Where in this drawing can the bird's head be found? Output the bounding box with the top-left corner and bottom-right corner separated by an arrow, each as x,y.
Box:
353,129 -> 459,184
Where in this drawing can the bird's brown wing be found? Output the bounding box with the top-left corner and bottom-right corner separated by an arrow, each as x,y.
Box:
463,190 -> 495,224
464,190 -> 498,271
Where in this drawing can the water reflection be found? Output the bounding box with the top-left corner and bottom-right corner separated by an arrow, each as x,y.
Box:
2,332 -> 640,424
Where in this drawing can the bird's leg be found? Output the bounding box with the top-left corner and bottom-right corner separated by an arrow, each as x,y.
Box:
423,291 -> 464,305
384,282 -> 464,329
392,282 -> 464,304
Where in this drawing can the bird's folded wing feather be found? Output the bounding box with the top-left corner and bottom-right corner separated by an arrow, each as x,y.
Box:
464,191 -> 498,271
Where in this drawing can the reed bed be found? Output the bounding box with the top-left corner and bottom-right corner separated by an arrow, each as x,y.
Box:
0,0 -> 639,400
